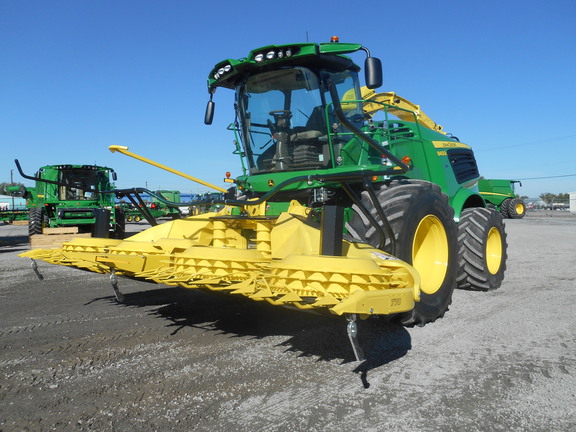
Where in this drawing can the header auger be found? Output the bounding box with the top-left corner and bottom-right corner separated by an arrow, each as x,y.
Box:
21,38 -> 507,360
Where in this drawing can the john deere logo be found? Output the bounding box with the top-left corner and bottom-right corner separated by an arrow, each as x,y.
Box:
268,179 -> 274,187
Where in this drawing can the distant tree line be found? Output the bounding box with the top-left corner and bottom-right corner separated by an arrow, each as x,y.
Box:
538,192 -> 570,204
0,182 -> 25,195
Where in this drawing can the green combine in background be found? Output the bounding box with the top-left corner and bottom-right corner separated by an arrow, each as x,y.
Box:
479,179 -> 525,219
15,161 -> 124,238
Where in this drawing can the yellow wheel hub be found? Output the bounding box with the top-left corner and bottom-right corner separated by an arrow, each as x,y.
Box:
412,215 -> 448,295
516,203 -> 525,214
486,227 -> 503,274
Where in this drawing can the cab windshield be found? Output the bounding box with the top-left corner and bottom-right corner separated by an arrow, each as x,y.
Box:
58,169 -> 102,201
236,67 -> 363,173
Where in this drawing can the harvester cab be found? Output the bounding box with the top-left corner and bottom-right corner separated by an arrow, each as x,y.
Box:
205,41 -> 407,191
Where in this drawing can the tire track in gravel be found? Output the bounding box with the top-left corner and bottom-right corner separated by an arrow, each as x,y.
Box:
0,308 -> 153,338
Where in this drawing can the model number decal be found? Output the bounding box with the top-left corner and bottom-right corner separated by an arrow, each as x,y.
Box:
432,140 -> 471,149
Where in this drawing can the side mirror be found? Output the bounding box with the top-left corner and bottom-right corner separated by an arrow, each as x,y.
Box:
204,100 -> 215,125
364,56 -> 383,89
112,171 -> 117,181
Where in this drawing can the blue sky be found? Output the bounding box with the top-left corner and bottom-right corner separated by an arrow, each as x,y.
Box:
1,0 -> 575,198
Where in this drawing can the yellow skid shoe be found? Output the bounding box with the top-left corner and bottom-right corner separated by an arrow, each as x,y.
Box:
20,202 -> 420,318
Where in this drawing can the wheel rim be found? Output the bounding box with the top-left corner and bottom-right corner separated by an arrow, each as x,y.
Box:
515,203 -> 524,215
486,227 -> 503,274
412,215 -> 449,295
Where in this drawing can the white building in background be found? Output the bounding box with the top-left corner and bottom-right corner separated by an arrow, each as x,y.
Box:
0,194 -> 26,210
571,192 -> 576,214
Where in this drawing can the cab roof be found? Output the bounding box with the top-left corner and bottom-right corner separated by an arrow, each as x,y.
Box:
208,42 -> 364,91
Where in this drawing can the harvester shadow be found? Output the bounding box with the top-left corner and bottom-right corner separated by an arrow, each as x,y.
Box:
104,285 -> 412,373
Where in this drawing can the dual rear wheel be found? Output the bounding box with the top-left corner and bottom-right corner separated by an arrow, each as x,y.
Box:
456,207 -> 507,291
500,197 -> 526,219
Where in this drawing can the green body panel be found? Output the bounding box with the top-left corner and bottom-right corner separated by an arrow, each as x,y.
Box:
478,179 -> 518,209
368,120 -> 484,220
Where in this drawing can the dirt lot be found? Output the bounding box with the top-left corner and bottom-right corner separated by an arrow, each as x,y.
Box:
1,213 -> 575,432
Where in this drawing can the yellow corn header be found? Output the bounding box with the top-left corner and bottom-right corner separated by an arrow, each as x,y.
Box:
22,201 -> 419,318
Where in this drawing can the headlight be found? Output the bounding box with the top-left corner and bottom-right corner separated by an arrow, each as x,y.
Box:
252,47 -> 298,63
212,63 -> 232,80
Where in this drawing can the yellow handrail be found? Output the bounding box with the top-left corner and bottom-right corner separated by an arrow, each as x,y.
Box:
109,145 -> 228,193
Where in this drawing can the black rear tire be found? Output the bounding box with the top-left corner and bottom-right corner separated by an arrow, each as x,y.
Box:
508,198 -> 525,219
499,198 -> 511,218
347,179 -> 459,326
456,207 -> 507,291
28,207 -> 44,236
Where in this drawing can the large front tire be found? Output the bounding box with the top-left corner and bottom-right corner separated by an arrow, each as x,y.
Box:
456,207 -> 507,291
28,207 -> 44,236
347,179 -> 459,326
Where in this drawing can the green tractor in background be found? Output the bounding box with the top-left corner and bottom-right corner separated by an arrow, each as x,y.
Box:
15,161 -> 125,238
151,190 -> 182,219
1,185 -> 29,223
121,189 -> 182,222
478,178 -> 526,219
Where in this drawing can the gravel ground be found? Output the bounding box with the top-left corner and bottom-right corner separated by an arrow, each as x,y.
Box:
1,213 -> 575,432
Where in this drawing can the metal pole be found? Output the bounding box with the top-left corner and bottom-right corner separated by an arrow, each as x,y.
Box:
10,169 -> 14,210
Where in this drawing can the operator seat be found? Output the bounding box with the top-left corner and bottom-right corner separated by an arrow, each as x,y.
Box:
290,106 -> 325,142
289,106 -> 329,168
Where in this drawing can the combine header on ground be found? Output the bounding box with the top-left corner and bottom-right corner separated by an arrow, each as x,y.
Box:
21,38 -> 508,360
